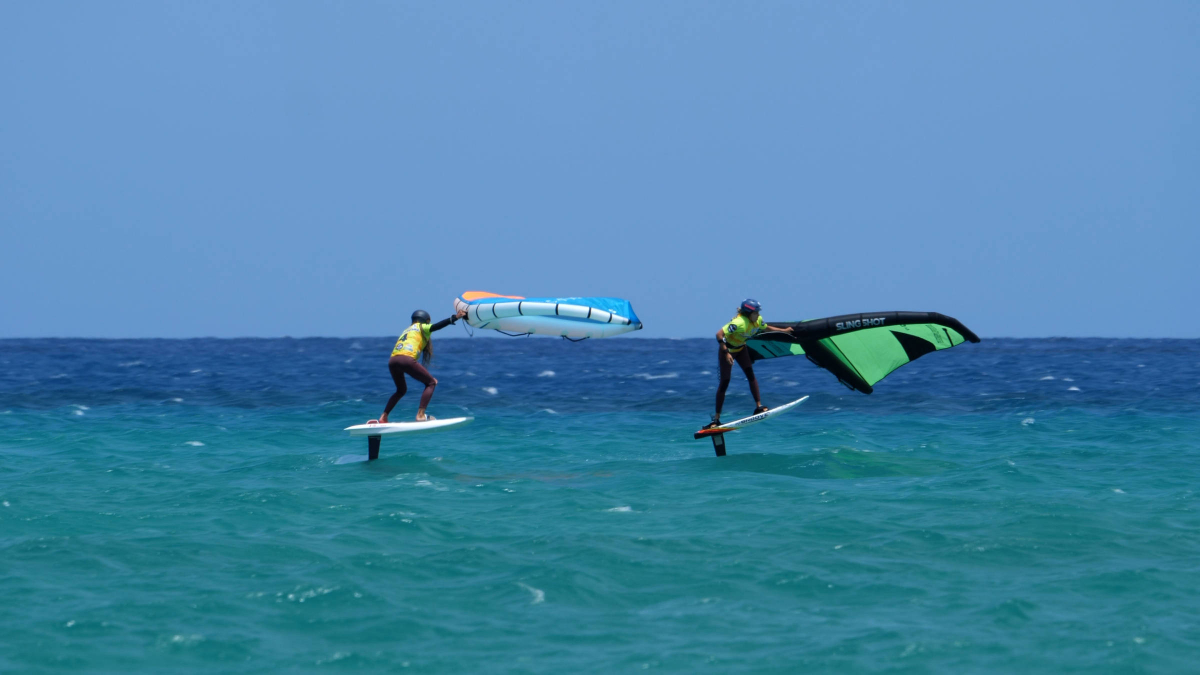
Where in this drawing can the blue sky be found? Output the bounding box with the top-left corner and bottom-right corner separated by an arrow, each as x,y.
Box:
3,1 -> 1197,338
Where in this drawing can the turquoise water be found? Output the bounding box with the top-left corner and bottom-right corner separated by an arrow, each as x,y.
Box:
2,337 -> 1199,672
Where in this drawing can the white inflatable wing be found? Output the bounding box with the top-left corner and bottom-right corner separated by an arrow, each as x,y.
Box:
454,292 -> 643,339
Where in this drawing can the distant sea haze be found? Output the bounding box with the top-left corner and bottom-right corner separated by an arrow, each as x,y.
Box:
1,337 -> 1198,671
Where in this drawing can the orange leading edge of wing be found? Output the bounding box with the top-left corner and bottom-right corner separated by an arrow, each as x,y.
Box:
460,291 -> 526,301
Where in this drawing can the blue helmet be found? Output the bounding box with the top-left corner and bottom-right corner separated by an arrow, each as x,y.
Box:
738,299 -> 762,315
411,310 -> 431,324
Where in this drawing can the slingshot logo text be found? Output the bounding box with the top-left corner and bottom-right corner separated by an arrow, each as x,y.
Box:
836,317 -> 886,331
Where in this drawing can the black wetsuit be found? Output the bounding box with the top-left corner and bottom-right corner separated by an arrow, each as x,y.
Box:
715,346 -> 760,418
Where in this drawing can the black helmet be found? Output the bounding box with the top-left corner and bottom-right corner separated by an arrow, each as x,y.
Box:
411,310 -> 431,324
738,298 -> 762,315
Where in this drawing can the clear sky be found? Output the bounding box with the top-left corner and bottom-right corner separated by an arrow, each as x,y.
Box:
3,2 -> 1197,338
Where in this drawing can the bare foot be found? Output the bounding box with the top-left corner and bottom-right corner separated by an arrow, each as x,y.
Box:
378,413 -> 389,423
416,413 -> 436,422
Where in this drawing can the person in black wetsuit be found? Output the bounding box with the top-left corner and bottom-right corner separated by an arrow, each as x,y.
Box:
379,308 -> 466,423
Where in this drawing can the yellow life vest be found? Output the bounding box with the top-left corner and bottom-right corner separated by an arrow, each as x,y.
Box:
722,313 -> 766,352
391,322 -> 432,358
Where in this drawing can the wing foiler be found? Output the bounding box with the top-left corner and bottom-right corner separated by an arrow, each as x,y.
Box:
454,291 -> 643,340
745,311 -> 981,394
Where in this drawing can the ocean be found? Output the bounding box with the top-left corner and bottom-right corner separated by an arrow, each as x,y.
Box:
2,336 -> 1198,672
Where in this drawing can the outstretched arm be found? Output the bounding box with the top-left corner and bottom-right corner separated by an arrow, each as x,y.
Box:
765,324 -> 793,333
430,308 -> 468,332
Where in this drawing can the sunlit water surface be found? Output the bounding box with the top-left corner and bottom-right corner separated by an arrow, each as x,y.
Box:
2,337 -> 1198,672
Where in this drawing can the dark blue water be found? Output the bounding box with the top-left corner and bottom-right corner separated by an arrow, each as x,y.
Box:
2,337 -> 1199,672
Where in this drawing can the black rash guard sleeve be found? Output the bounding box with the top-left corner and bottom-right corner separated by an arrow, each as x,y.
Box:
430,315 -> 458,332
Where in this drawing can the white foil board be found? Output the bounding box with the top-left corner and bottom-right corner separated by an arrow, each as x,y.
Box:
696,396 -> 809,437
345,417 -> 473,437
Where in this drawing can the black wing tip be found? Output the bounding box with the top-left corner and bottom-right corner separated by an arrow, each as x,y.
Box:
937,314 -> 981,343
917,312 -> 979,343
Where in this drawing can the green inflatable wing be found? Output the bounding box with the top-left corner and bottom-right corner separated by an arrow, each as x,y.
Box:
745,311 -> 981,394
